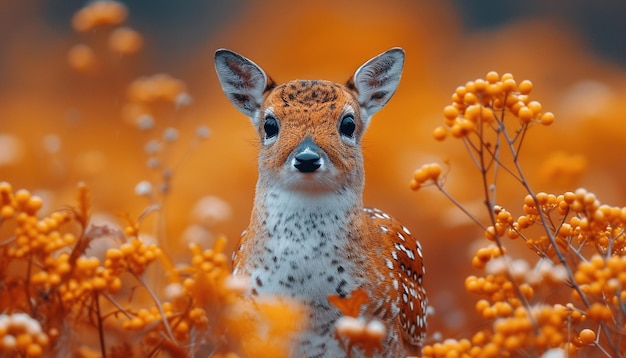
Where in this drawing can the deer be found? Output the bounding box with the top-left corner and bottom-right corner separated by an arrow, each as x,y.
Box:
214,47 -> 427,357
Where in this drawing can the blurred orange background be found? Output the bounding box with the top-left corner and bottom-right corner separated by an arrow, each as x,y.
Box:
2,0 -> 626,338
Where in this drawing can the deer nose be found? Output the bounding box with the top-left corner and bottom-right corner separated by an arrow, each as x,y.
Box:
294,151 -> 321,172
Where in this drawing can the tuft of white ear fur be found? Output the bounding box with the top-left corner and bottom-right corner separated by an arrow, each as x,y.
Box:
351,47 -> 405,121
214,49 -> 269,124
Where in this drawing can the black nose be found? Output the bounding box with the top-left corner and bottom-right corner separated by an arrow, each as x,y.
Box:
294,152 -> 321,172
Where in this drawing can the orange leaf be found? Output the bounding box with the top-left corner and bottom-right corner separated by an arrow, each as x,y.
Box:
327,288 -> 369,318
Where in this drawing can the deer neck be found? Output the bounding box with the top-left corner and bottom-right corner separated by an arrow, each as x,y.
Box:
253,185 -> 363,237
242,184 -> 366,296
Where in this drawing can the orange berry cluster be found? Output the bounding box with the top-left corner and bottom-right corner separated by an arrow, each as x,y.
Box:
425,258 -> 591,358
0,313 -> 50,358
1,183 -> 75,259
573,254 -> 626,327
574,255 -> 626,303
123,302 -> 209,344
481,190 -> 626,263
1,182 -> 172,354
181,239 -> 231,304
71,0 -> 127,32
30,253 -> 123,307
434,71 -> 555,141
1,184 -> 75,262
105,237 -> 161,276
68,1 -> 143,73
465,274 -> 533,320
116,237 -> 231,351
126,74 -> 188,105
424,305 -> 589,357
409,163 -> 443,191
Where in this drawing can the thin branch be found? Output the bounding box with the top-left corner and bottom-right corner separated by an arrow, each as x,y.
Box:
133,272 -> 176,342
435,183 -> 489,231
94,291 -> 107,358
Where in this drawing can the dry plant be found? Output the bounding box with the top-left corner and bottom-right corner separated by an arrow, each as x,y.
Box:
1,1 -> 300,357
0,181 -> 301,357
413,71 -> 626,357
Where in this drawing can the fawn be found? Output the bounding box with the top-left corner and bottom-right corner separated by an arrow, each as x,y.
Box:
215,48 -> 427,357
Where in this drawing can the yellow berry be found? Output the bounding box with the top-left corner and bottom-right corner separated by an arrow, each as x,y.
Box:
486,83 -> 502,97
472,256 -> 485,269
433,126 -> 448,141
486,71 -> 499,84
16,333 -> 33,350
475,299 -> 490,313
482,306 -> 496,320
518,106 -> 534,123
92,277 -> 107,290
455,86 -> 467,98
540,112 -> 555,125
26,343 -> 43,357
527,101 -> 542,115
444,105 -> 459,120
518,80 -> 533,94
1,205 -> 14,219
15,189 -> 31,206
464,92 -> 478,105
578,328 -> 596,345
474,79 -> 487,93
502,79 -> 517,92
25,196 -> 43,214
109,277 -> 122,293
413,169 -> 429,183
427,164 -> 442,179
501,73 -> 514,81
509,101 -> 524,116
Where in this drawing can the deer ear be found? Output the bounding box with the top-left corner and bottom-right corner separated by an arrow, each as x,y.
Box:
215,49 -> 271,123
349,48 -> 405,120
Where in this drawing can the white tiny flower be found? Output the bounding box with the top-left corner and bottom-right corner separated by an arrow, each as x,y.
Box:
196,125 -> 211,139
2,335 -> 16,349
192,196 -> 232,225
175,92 -> 193,107
163,127 -> 179,142
509,259 -> 530,280
182,224 -> 211,245
9,313 -> 41,334
136,114 -> 155,131
0,315 -> 9,330
134,180 -> 152,196
42,134 -> 61,154
335,316 -> 366,338
146,156 -> 160,169
224,275 -> 250,294
0,134 -> 24,166
484,256 -> 508,275
144,139 -> 162,154
541,348 -> 566,358
164,283 -> 184,300
138,233 -> 157,245
549,265 -> 568,282
365,319 -> 386,340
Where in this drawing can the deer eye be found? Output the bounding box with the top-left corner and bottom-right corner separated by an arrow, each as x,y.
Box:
339,114 -> 356,138
264,115 -> 279,139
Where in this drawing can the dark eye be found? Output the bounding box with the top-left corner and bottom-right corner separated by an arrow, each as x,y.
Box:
264,116 -> 279,139
339,114 -> 356,138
